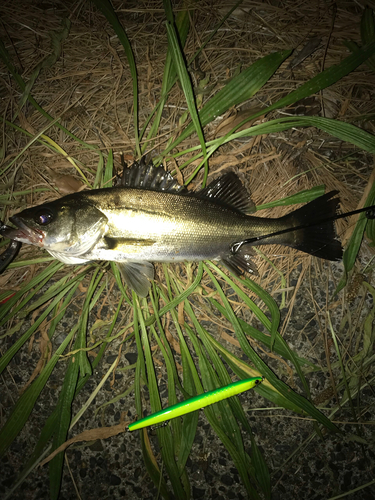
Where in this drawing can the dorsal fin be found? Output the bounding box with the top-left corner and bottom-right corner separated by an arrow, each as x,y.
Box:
196,172 -> 255,214
117,157 -> 187,194
117,158 -> 255,213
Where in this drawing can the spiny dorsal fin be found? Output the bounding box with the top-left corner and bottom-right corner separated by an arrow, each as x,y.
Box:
117,158 -> 254,213
196,172 -> 255,214
117,157 -> 187,194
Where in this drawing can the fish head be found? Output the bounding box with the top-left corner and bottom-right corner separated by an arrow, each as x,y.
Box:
2,198 -> 108,259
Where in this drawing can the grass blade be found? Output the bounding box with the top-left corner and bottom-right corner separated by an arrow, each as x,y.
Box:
18,19 -> 71,112
188,324 -> 261,499
256,185 -> 326,210
207,262 -> 281,352
0,323 -> 77,457
137,293 -> 188,498
335,181 -> 375,294
164,0 -> 208,186
143,0 -> 243,149
185,320 -> 266,497
103,149 -> 114,188
210,297 -> 319,369
203,264 -> 339,432
49,338 -> 80,499
159,49 -> 291,160
93,0 -> 141,157
189,115 -> 375,164
142,5 -> 190,147
49,268 -> 104,498
0,41 -> 99,150
360,7 -> 375,71
0,261 -> 64,324
175,41 -> 375,174
262,42 -> 375,116
0,277 -> 83,375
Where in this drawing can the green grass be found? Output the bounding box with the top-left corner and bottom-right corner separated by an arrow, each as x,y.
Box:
1,2 -> 375,499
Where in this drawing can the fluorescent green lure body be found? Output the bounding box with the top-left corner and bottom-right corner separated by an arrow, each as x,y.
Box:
128,376 -> 263,431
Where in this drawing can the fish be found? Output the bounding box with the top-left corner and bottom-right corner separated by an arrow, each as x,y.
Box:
1,158 -> 343,297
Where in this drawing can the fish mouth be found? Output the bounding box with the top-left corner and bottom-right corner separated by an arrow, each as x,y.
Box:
1,216 -> 45,246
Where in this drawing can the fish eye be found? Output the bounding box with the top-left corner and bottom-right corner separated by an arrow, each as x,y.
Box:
34,208 -> 55,226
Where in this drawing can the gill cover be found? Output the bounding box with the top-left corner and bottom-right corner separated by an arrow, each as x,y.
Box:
45,205 -> 108,263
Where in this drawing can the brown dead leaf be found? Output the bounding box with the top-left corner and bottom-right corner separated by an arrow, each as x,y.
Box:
170,157 -> 184,186
0,272 -> 20,292
178,301 -> 185,327
214,107 -> 264,138
165,315 -> 181,354
154,357 -> 164,367
220,331 -> 240,347
18,110 -> 37,135
175,360 -> 183,373
78,282 -> 88,293
39,421 -> 129,467
21,319 -> 52,394
28,310 -> 40,352
54,175 -> 85,194
166,330 -> 181,354
44,165 -> 85,194
118,153 -> 134,163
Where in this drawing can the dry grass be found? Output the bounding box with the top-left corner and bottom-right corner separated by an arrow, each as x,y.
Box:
2,0 -> 374,294
1,0 -> 375,498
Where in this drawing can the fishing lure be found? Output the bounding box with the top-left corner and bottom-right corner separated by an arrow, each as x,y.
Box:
128,376 -> 264,431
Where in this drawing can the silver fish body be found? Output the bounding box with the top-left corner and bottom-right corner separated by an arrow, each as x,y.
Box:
2,160 -> 342,296
59,188 -> 288,262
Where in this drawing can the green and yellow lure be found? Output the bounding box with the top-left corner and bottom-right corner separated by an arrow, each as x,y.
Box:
128,376 -> 264,431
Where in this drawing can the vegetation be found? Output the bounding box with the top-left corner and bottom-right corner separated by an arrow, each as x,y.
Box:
1,1 -> 375,498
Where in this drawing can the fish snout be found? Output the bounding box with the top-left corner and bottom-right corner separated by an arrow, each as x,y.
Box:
3,216 -> 45,246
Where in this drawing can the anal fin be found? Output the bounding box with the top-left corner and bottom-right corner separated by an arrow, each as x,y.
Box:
117,261 -> 155,297
221,246 -> 259,277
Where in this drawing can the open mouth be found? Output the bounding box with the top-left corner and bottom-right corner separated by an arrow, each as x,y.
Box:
0,216 -> 45,246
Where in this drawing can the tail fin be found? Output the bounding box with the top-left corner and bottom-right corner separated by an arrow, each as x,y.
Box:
278,191 -> 343,261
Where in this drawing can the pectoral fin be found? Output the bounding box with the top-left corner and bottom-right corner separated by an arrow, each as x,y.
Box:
104,236 -> 156,250
117,261 -> 155,297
